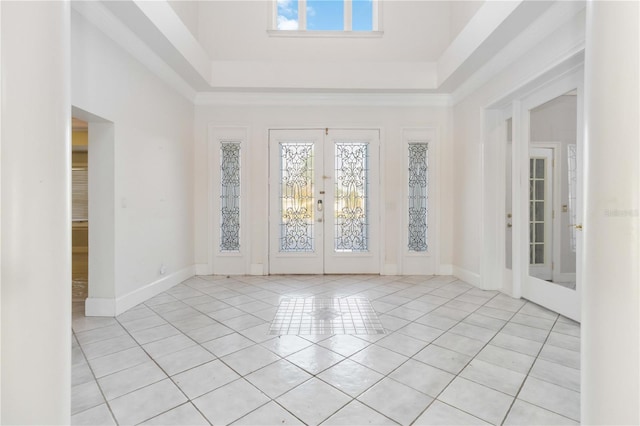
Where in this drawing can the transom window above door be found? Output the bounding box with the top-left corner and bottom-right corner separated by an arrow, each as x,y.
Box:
270,0 -> 382,36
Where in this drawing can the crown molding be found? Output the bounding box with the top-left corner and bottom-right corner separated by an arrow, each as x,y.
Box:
194,91 -> 453,107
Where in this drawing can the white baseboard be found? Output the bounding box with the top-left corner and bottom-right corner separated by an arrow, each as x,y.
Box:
250,264 -> 264,275
195,263 -> 211,276
381,264 -> 398,276
85,265 -> 196,317
452,265 -> 482,288
439,264 -> 453,275
85,297 -> 116,317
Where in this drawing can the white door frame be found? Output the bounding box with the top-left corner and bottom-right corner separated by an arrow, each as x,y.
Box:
517,72 -> 583,321
482,66 -> 583,321
268,128 -> 381,275
528,146 -> 555,281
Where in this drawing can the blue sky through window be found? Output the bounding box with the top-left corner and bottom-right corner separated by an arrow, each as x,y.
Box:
307,0 -> 343,31
277,0 -> 299,30
353,0 -> 373,31
277,0 -> 374,31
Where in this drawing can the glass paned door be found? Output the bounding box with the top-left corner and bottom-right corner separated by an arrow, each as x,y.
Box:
529,148 -> 553,281
269,129 -> 379,274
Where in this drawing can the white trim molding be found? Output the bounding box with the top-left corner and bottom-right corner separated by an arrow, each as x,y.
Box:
195,92 -> 452,108
400,127 -> 439,276
453,265 -> 482,288
208,126 -> 251,275
85,265 -> 196,317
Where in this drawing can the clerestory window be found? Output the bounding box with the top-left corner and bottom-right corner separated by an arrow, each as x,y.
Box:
271,0 -> 381,35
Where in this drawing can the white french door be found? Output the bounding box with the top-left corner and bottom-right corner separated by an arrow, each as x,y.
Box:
528,147 -> 554,281
269,129 -> 380,274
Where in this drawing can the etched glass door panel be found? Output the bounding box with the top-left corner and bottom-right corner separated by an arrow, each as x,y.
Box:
323,129 -> 379,274
269,130 -> 324,274
269,129 -> 379,274
279,142 -> 315,252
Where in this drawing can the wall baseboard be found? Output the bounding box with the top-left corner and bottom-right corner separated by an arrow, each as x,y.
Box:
85,265 -> 196,317
381,264 -> 398,276
439,264 -> 454,275
85,297 -> 116,317
452,265 -> 482,288
195,263 -> 211,276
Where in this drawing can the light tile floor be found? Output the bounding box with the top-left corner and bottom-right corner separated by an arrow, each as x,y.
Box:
71,275 -> 580,426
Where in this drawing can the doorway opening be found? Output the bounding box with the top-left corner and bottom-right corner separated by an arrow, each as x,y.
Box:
72,106 -> 116,316
268,129 -> 380,274
72,117 -> 89,302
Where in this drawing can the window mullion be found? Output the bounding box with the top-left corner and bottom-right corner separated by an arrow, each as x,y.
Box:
372,0 -> 379,31
299,0 -> 307,30
344,0 -> 352,31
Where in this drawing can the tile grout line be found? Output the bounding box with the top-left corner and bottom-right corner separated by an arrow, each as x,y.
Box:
498,310 -> 560,425
72,276 -> 579,426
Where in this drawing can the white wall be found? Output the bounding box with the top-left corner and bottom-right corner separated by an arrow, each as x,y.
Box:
196,1 -> 451,90
1,2 -> 71,423
582,1 -> 639,423
452,9 -> 585,285
168,0 -> 199,39
198,1 -> 451,62
71,10 -> 195,314
194,102 -> 452,276
449,0 -> 484,41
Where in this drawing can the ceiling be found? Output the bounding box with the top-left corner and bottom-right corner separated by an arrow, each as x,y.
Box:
71,0 -> 585,97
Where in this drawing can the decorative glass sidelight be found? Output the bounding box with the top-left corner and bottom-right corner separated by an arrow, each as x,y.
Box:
335,142 -> 369,252
279,142 -> 315,252
408,142 -> 428,252
529,157 -> 546,264
567,144 -> 577,253
220,141 -> 241,251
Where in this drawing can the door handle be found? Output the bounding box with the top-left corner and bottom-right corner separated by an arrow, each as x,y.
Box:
317,199 -> 323,212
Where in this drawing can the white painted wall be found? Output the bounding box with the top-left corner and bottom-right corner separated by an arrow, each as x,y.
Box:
449,1 -> 484,41
451,9 -> 585,286
1,2 -> 71,423
582,1 -> 639,423
196,1 -> 451,90
168,0 -> 199,39
71,10 -> 195,314
198,1 -> 451,62
194,102 -> 453,276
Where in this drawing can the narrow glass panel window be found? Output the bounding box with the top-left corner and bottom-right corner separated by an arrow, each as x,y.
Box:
408,142 -> 428,252
307,0 -> 344,30
352,0 -> 373,31
335,142 -> 369,252
529,157 -> 546,264
280,142 -> 315,252
220,141 -> 241,251
277,0 -> 299,30
567,144 -> 577,252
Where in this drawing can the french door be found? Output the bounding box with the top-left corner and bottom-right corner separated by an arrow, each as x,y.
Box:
268,129 -> 380,274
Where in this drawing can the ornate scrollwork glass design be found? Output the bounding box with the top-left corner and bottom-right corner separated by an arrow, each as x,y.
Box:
335,142 -> 369,252
408,142 -> 428,252
279,142 -> 315,252
220,141 -> 241,251
567,144 -> 577,253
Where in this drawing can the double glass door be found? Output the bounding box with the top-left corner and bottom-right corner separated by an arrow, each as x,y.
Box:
269,129 -> 380,274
